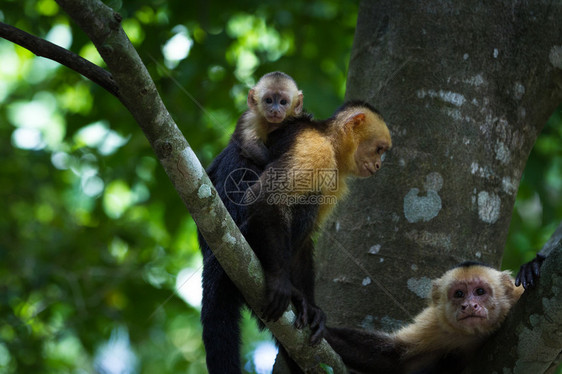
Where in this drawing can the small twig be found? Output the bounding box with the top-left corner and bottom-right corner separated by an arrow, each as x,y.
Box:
0,22 -> 119,97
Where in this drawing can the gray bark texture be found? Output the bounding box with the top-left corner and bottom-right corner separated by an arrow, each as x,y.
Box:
315,0 -> 562,356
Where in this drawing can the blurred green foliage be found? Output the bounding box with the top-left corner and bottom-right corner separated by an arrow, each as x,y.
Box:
503,107 -> 562,271
0,0 -> 357,373
0,1 -> 560,373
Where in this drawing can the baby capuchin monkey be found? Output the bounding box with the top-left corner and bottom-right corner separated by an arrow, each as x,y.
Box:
325,262 -> 524,374
232,71 -> 304,166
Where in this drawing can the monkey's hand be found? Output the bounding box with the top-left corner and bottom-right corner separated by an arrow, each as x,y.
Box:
262,274 -> 292,322
515,253 -> 546,289
292,289 -> 326,345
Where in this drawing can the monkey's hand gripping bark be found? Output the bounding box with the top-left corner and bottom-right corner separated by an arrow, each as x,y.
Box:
292,287 -> 326,345
261,275 -> 326,344
515,253 -> 545,289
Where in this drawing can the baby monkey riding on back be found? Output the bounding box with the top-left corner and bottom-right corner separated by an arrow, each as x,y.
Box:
232,71 -> 304,165
199,71 -> 308,374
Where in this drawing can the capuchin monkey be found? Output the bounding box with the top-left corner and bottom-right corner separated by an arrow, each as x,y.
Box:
325,262 -> 524,374
232,71 -> 304,166
199,100 -> 391,374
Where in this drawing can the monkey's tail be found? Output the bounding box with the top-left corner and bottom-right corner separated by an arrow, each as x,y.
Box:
325,326 -> 403,374
200,240 -> 245,374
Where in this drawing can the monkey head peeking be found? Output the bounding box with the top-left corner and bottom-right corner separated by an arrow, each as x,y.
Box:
432,262 -> 523,337
396,262 -> 524,362
326,262 -> 524,374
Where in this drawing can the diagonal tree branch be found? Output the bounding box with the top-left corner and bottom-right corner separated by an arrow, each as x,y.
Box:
0,0 -> 346,372
0,21 -> 119,97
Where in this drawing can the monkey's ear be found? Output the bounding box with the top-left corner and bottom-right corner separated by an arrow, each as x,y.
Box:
294,91 -> 304,115
345,113 -> 367,129
247,88 -> 258,109
430,281 -> 442,305
500,271 -> 517,299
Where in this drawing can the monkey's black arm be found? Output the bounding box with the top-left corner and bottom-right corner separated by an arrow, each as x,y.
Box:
515,221 -> 562,289
515,253 -> 545,289
0,22 -> 119,97
231,127 -> 271,166
244,199 -> 294,322
291,237 -> 326,345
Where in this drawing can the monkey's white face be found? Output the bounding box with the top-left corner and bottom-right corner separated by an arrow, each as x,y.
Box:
435,265 -> 521,338
259,90 -> 295,123
446,279 -> 496,334
247,79 -> 303,126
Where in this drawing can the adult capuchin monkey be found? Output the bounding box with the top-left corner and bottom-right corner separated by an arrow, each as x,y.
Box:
243,101 -> 391,372
325,262 -> 524,374
198,71 -> 305,374
200,100 -> 392,374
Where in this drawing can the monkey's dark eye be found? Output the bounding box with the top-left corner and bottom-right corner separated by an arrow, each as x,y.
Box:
376,147 -> 383,154
280,99 -> 288,105
265,98 -> 273,104
454,290 -> 464,298
476,288 -> 485,296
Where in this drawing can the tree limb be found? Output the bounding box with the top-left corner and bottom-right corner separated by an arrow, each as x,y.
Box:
464,222 -> 562,374
29,0 -> 345,372
0,21 -> 119,97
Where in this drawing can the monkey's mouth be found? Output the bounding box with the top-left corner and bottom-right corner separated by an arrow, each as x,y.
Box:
363,162 -> 376,175
266,115 -> 284,123
458,315 -> 485,321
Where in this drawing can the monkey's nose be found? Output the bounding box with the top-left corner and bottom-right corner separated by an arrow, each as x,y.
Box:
461,303 -> 478,312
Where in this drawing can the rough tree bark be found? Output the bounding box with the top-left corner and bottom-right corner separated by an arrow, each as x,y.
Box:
314,0 -> 562,370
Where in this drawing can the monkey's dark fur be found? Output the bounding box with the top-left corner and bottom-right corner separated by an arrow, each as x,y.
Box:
198,113 -> 318,374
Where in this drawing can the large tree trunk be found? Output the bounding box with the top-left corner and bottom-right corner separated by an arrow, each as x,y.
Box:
316,0 -> 562,336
